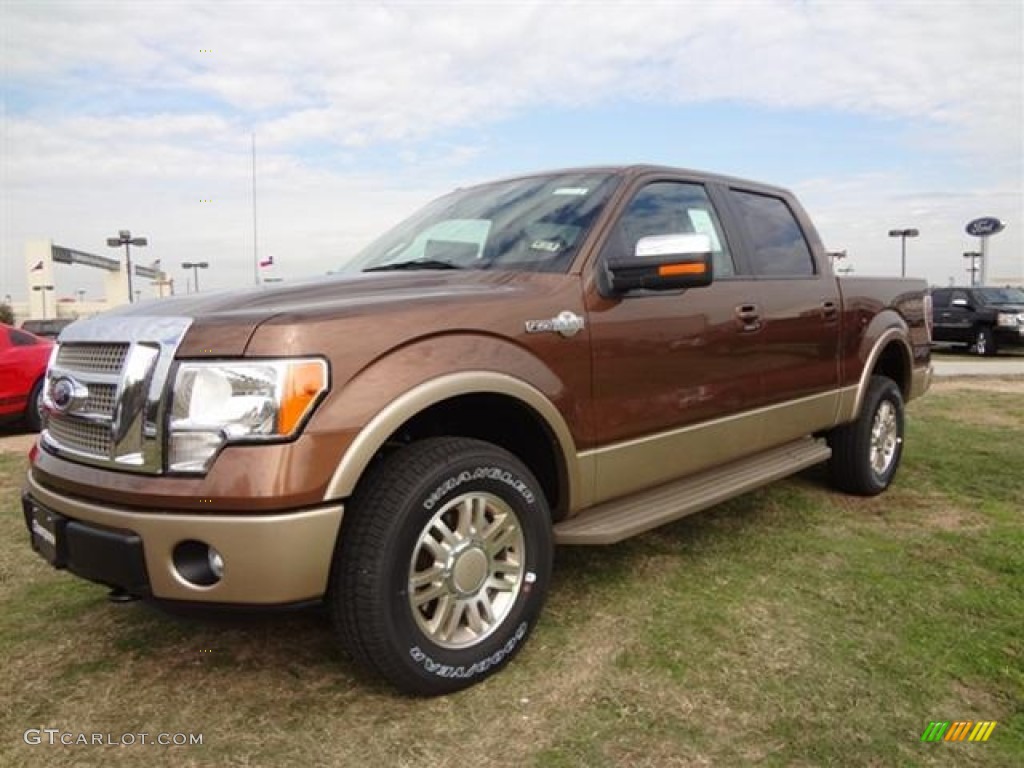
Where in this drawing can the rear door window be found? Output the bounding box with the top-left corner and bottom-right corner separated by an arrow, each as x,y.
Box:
729,190 -> 815,277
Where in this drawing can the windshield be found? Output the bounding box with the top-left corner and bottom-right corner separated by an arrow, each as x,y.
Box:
978,287 -> 1024,305
342,172 -> 619,274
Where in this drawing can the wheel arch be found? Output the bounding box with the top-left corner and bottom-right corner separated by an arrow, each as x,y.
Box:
847,325 -> 913,421
323,371 -> 580,521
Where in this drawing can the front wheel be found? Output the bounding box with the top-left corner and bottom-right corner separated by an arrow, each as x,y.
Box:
329,437 -> 553,695
25,378 -> 45,432
973,326 -> 997,357
828,375 -> 905,496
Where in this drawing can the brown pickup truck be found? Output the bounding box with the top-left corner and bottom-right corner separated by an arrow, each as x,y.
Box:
23,165 -> 932,695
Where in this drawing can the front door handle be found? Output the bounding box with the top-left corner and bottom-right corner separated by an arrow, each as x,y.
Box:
822,300 -> 839,322
735,303 -> 762,333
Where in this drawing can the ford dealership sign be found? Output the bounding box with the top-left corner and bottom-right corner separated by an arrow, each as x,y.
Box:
965,217 -> 1005,237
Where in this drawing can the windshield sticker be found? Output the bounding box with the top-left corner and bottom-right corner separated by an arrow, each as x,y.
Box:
530,239 -> 565,253
687,209 -> 722,252
552,187 -> 589,196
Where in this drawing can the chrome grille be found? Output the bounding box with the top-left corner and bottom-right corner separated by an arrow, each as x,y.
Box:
82,383 -> 117,417
40,316 -> 192,474
56,343 -> 130,374
46,416 -> 113,457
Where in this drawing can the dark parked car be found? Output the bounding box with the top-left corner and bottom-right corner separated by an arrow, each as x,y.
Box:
0,323 -> 53,430
931,286 -> 1024,356
20,317 -> 75,339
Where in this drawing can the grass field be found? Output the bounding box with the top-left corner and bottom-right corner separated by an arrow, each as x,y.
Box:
2,381 -> 1021,767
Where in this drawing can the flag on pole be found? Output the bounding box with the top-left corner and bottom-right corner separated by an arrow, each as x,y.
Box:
259,255 -> 273,268
30,260 -> 44,271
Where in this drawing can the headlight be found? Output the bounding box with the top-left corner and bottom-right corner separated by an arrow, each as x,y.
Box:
168,358 -> 328,473
996,312 -> 1024,327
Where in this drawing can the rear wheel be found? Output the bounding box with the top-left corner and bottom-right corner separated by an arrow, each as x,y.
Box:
329,437 -> 553,695
828,375 -> 905,496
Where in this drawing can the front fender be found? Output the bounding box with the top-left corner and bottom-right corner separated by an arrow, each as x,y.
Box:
314,334 -> 587,508
322,370 -> 583,506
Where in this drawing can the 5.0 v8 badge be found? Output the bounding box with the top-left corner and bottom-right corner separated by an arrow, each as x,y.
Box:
524,310 -> 585,338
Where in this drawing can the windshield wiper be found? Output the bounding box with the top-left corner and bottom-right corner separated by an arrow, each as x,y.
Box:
364,259 -> 464,272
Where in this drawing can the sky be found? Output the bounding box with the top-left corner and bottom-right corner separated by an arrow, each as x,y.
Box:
1,0 -> 1022,303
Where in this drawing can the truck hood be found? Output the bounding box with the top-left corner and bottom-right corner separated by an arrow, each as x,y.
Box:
89,270 -> 541,356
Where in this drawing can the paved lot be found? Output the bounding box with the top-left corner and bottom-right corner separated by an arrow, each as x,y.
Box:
932,357 -> 1024,377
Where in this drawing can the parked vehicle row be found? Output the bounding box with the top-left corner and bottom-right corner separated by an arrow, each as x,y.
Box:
931,286 -> 1024,356
0,323 -> 52,431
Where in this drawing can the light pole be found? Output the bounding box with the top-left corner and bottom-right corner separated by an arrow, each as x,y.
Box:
182,261 -> 209,293
963,251 -> 982,286
106,229 -> 148,303
32,284 -> 55,319
152,274 -> 174,297
888,228 -> 919,277
77,289 -> 86,303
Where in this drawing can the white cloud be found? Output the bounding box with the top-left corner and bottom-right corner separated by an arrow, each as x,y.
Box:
1,0 -> 1021,297
6,2 -> 1020,146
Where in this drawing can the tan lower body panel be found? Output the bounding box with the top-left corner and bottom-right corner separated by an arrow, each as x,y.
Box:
579,389 -> 845,506
555,437 -> 831,545
26,471 -> 344,604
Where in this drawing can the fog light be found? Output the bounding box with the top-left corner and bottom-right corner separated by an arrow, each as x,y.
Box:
207,547 -> 225,579
172,540 -> 224,587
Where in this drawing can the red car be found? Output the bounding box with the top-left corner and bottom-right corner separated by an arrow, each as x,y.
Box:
0,322 -> 53,431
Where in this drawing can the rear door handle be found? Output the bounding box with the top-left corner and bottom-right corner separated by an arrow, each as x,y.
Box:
822,300 -> 839,321
735,303 -> 762,332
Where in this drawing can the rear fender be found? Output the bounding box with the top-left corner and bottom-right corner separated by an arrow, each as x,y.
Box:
837,312 -> 913,422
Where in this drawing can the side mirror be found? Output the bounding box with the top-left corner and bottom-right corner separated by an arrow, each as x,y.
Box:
606,233 -> 714,294
951,298 -> 970,308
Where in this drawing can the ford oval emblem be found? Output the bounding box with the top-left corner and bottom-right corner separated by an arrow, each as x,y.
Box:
966,217 -> 1005,237
49,376 -> 87,414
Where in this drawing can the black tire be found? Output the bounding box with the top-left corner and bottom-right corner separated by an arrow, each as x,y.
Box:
973,326 -> 997,357
329,437 -> 553,695
828,375 -> 905,496
25,378 -> 45,432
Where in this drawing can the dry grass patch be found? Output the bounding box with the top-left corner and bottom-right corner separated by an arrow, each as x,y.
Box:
2,382 -> 1022,767
930,377 -> 1024,395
